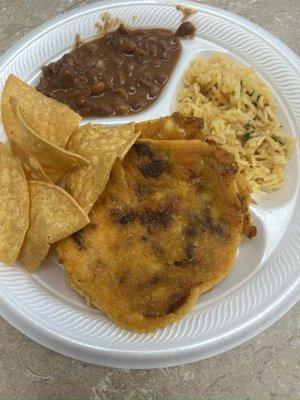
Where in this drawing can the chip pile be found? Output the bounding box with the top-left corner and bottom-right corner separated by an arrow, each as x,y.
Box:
0,75 -> 139,270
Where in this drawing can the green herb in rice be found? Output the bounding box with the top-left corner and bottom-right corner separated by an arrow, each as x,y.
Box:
177,53 -> 295,192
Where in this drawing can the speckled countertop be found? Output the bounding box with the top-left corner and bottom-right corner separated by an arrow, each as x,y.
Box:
0,1 -> 299,399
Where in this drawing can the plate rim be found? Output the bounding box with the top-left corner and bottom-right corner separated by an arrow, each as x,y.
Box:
0,0 -> 299,368
0,270 -> 298,368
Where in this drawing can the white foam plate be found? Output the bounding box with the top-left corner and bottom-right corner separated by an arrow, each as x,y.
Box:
0,0 -> 299,369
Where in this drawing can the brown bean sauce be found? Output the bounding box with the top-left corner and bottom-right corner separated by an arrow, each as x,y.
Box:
36,22 -> 195,117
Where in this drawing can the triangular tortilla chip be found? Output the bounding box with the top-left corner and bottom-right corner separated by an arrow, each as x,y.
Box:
19,181 -> 90,271
0,143 -> 29,264
65,123 -> 139,213
10,97 -> 89,183
1,74 -> 81,148
10,141 -> 51,183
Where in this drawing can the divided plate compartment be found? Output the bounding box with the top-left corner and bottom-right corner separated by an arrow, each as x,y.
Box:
0,0 -> 299,368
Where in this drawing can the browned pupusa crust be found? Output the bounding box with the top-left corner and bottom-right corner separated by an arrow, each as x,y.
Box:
57,138 -> 254,332
136,112 -> 205,140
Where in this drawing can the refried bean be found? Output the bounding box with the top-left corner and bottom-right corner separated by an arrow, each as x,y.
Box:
36,22 -> 195,117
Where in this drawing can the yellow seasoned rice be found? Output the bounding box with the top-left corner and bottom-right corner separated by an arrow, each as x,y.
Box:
177,54 -> 295,193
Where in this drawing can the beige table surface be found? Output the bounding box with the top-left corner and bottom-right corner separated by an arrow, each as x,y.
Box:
0,1 -> 299,399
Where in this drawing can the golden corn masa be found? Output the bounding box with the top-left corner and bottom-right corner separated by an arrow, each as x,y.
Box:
57,139 -> 252,332
136,112 -> 205,140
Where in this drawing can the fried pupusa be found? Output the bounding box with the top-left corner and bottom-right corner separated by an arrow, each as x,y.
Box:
136,112 -> 205,140
137,113 -> 255,238
57,139 -> 255,332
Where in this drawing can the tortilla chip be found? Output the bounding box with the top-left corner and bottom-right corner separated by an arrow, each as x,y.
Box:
1,74 -> 81,148
10,97 -> 89,183
0,143 -> 29,264
19,181 -> 90,271
10,142 -> 51,183
65,123 -> 139,213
